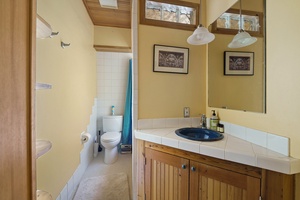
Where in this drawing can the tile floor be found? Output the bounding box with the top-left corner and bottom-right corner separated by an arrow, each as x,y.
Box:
77,151 -> 132,199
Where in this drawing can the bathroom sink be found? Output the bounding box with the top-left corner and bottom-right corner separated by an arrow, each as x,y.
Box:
175,127 -> 224,141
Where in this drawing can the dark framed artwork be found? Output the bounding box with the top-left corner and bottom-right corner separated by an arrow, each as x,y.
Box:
153,44 -> 189,74
224,51 -> 254,75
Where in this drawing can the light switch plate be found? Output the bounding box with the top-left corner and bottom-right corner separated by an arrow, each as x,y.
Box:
184,107 -> 190,118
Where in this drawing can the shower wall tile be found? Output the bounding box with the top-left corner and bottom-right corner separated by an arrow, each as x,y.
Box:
96,52 -> 133,130
60,184 -> 68,200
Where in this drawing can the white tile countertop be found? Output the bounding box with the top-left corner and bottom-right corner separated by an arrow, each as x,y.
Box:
135,128 -> 300,175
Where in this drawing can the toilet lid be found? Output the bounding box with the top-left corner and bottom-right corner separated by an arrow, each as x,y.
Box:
101,132 -> 121,142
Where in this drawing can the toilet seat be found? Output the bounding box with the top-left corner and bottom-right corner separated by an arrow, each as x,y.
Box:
101,132 -> 120,142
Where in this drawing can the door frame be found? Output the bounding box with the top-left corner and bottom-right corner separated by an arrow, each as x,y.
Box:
0,0 -> 36,199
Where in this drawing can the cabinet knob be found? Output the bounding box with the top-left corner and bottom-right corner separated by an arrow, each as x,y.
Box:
182,164 -> 186,169
191,166 -> 196,171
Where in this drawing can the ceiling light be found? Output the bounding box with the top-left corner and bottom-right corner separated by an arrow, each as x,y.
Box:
187,25 -> 215,45
228,30 -> 257,48
99,0 -> 118,9
187,0 -> 215,45
228,0 -> 257,48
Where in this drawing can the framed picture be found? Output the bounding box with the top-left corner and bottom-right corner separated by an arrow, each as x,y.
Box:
153,44 -> 189,74
224,51 -> 254,75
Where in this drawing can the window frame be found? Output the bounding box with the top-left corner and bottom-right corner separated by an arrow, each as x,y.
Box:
211,8 -> 264,37
140,0 -> 199,31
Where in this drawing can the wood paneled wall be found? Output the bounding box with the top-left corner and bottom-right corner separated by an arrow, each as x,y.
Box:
0,0 -> 36,199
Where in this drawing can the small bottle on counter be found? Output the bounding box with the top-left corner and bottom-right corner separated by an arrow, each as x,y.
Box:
217,123 -> 224,133
111,105 -> 115,116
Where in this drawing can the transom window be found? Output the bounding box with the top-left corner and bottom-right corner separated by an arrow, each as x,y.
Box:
211,9 -> 264,37
140,0 -> 199,31
145,1 -> 196,25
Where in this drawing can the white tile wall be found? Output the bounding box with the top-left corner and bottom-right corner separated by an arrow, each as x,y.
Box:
96,52 -> 133,132
246,128 -> 267,148
267,134 -> 289,156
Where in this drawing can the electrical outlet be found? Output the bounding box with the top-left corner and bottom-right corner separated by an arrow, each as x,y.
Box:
184,107 -> 190,118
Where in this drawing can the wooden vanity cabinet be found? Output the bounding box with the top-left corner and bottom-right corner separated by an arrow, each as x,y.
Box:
189,160 -> 260,200
143,142 -> 294,200
145,148 -> 189,199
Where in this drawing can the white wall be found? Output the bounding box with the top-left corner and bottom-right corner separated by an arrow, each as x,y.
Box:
96,52 -> 133,132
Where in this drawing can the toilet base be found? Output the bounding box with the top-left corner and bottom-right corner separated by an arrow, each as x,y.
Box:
104,146 -> 118,164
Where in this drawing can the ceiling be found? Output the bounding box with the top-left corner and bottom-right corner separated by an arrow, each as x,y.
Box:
82,0 -> 131,29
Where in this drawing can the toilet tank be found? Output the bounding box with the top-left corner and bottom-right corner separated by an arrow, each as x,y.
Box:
103,115 -> 123,132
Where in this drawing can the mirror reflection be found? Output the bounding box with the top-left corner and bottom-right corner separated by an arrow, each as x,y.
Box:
208,0 -> 265,113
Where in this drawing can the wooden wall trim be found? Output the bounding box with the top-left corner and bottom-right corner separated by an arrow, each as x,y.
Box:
31,0 -> 37,198
136,140 -> 145,200
0,0 -> 35,199
93,45 -> 132,53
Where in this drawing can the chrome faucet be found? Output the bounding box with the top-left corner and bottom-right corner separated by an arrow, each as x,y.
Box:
200,114 -> 207,129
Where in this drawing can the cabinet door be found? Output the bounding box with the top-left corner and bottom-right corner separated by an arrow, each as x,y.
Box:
145,148 -> 189,200
190,161 -> 261,200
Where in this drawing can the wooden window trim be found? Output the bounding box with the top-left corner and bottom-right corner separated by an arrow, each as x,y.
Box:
211,8 -> 264,37
140,0 -> 199,31
93,45 -> 132,53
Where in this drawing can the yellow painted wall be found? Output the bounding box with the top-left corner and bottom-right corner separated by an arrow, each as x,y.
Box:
94,26 -> 131,47
206,0 -> 300,159
138,0 -> 206,119
36,0 -> 96,198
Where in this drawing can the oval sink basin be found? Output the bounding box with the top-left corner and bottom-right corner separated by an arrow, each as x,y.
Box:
175,127 -> 224,141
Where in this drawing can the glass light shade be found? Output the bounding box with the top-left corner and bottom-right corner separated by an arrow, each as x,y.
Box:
228,31 -> 257,48
187,26 -> 215,45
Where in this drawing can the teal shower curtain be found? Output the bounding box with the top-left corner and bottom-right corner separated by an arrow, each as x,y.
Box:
122,59 -> 132,145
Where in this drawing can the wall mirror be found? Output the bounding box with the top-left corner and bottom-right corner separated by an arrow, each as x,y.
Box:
208,0 -> 266,113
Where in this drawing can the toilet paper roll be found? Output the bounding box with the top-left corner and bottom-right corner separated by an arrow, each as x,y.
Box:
81,132 -> 91,144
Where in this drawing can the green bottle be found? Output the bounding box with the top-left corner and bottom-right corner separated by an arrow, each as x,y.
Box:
210,110 -> 219,131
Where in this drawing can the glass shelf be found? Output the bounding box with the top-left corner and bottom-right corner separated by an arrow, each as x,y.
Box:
37,190 -> 52,200
36,139 -> 52,159
35,83 -> 52,90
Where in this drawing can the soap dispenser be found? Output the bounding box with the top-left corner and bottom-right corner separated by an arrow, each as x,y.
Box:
210,110 -> 219,131
111,105 -> 115,116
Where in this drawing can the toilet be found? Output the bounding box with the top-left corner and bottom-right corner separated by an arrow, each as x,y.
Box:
101,115 -> 123,164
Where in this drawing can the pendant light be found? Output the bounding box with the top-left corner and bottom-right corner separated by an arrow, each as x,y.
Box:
187,0 -> 215,45
228,0 -> 257,48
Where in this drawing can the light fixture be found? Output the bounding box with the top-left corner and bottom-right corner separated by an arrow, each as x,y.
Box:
228,0 -> 257,48
99,0 -> 118,9
187,0 -> 215,45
